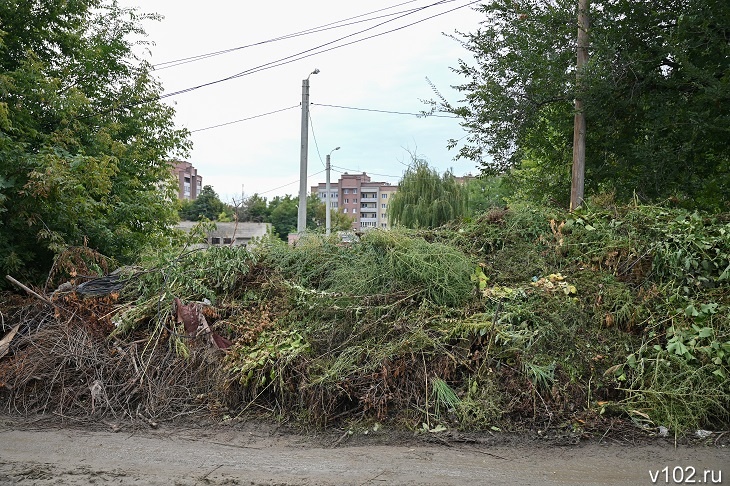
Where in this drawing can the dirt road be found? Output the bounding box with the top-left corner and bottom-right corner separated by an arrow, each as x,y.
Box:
0,418 -> 726,485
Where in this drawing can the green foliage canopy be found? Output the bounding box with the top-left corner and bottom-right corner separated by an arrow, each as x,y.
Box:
436,0 -> 730,210
0,0 -> 190,284
238,193 -> 270,223
179,185 -> 231,221
465,175 -> 511,214
388,158 -> 468,228
314,197 -> 355,232
266,194 -> 322,240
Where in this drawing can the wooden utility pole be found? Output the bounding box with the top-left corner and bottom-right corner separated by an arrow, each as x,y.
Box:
570,0 -> 589,211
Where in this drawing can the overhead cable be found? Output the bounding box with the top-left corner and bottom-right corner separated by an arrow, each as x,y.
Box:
187,99 -> 457,135
257,169 -> 326,195
308,111 -> 325,168
158,0 -> 476,100
189,104 -> 300,133
312,103 -> 458,118
84,0 -> 478,117
331,165 -> 401,179
153,0 -> 447,70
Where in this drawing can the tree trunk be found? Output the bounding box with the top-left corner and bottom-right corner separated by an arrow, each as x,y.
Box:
571,0 -> 589,211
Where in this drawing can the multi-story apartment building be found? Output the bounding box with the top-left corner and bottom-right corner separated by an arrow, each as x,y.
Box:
312,172 -> 397,231
171,160 -> 202,200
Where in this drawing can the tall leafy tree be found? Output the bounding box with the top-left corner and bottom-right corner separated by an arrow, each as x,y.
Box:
434,0 -> 729,209
238,193 -> 270,222
466,175 -> 512,214
179,185 -> 230,221
0,0 -> 190,284
268,195 -> 297,240
267,194 -> 323,240
389,158 -> 468,229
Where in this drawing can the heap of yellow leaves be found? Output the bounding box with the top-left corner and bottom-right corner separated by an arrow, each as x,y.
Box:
530,273 -> 577,296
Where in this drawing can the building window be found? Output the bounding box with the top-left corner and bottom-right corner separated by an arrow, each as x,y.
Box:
382,213 -> 387,219
352,189 -> 358,194
223,237 -> 232,244
382,194 -> 388,198
344,189 -> 350,194
211,237 -> 221,245
381,203 -> 386,208
343,208 -> 348,213
381,223 -> 387,228
353,198 -> 357,203
344,198 -> 349,203
352,207 -> 358,213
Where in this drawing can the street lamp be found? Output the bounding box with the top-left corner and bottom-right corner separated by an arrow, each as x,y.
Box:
326,146 -> 340,236
297,68 -> 320,234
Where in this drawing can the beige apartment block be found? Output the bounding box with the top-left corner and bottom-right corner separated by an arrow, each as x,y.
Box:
312,172 -> 398,231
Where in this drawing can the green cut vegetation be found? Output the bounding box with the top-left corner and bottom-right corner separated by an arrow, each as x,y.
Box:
2,202 -> 727,438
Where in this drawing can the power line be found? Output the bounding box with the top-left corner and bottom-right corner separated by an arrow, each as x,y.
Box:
189,104 -> 300,133
331,165 -> 402,179
258,169 -> 326,196
186,99 -> 457,135
84,0 -> 478,117
154,1 -> 443,70
312,102 -> 458,118
308,111 -> 325,168
158,0 -> 476,100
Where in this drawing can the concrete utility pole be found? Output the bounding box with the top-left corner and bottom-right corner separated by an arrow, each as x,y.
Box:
297,69 -> 319,233
326,147 -> 340,236
570,0 -> 589,211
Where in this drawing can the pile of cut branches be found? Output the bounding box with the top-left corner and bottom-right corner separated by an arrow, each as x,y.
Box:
1,205 -> 728,438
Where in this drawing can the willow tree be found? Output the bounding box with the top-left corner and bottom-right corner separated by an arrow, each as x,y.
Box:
389,159 -> 468,229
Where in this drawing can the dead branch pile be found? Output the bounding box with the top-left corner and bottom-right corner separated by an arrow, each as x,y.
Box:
0,294 -> 233,423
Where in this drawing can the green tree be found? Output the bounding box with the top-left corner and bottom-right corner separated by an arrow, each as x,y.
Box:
0,0 -> 190,285
314,199 -> 356,232
238,193 -> 269,222
434,0 -> 729,210
268,195 -> 297,240
466,175 -> 512,215
266,194 -> 323,240
179,185 -> 230,221
389,158 -> 468,229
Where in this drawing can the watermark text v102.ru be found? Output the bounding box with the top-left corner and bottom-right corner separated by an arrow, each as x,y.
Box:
650,466 -> 722,484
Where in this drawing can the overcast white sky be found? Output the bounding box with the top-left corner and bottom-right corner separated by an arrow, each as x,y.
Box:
116,0 -> 484,202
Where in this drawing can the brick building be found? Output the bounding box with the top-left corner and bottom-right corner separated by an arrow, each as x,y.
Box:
311,172 -> 397,231
171,160 -> 202,200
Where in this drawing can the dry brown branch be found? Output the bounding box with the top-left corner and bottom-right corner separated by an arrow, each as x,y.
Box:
5,275 -> 52,305
0,305 -> 236,423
